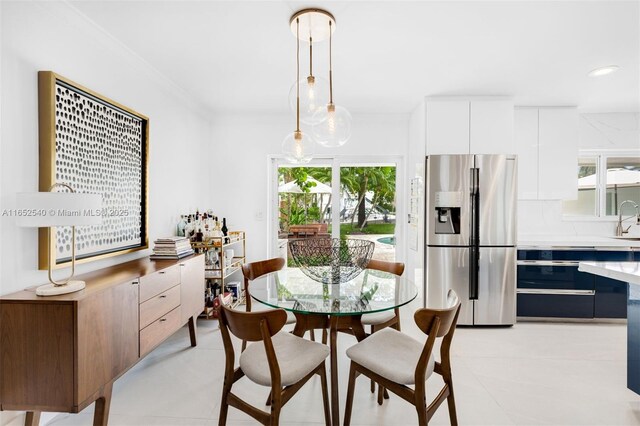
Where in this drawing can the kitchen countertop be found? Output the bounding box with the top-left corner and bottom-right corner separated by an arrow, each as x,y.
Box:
518,235 -> 640,249
578,261 -> 640,285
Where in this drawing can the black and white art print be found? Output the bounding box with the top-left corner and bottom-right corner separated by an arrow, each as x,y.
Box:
40,72 -> 149,266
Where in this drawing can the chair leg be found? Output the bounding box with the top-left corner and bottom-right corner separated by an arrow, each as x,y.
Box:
415,389 -> 428,426
416,406 -> 428,426
319,364 -> 331,426
310,329 -> 316,341
218,379 -> 232,426
265,390 -> 272,406
370,324 -> 377,394
344,363 -> 358,426
269,394 -> 282,426
322,328 -> 327,345
446,382 -> 458,426
377,384 -> 384,405
269,407 -> 281,426
241,339 -> 247,352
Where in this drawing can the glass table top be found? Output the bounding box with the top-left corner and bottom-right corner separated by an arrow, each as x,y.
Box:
249,267 -> 418,316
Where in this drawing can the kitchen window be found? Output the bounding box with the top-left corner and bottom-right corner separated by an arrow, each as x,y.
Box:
562,152 -> 640,218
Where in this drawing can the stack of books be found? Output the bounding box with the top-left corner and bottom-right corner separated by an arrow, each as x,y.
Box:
150,237 -> 194,260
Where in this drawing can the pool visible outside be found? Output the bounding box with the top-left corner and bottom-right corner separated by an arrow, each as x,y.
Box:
377,236 -> 395,246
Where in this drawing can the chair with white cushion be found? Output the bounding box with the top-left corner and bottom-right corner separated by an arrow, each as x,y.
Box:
217,300 -> 331,426
360,259 -> 405,333
344,290 -> 461,426
360,259 -> 405,400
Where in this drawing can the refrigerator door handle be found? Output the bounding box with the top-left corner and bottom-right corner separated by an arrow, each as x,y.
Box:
469,167 -> 480,300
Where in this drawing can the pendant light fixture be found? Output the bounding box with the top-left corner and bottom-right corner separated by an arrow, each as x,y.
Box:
288,36 -> 329,125
312,19 -> 352,147
281,16 -> 315,164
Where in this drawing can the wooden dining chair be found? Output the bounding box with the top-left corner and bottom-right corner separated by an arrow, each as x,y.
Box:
360,259 -> 405,398
361,259 -> 405,333
242,257 -> 311,350
217,301 -> 331,426
344,290 -> 462,426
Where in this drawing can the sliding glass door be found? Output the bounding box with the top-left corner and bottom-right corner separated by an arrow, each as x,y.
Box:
270,157 -> 401,269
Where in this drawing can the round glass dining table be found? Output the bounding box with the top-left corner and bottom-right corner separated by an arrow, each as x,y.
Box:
249,268 -> 418,426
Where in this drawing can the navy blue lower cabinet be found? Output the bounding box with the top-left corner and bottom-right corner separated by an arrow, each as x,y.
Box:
594,276 -> 628,318
517,293 -> 594,318
628,284 -> 640,394
517,249 -> 633,319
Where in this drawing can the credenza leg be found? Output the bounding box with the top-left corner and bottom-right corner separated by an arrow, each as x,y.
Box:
93,383 -> 113,426
24,411 -> 41,426
188,316 -> 197,347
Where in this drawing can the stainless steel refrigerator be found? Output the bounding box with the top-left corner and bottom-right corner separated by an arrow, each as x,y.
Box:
425,154 -> 517,326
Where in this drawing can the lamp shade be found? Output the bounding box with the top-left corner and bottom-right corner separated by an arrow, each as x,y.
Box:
16,192 -> 103,227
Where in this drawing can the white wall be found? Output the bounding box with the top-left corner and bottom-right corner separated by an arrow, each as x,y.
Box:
405,102 -> 425,290
517,112 -> 640,238
0,1 -> 212,297
210,112 -> 409,264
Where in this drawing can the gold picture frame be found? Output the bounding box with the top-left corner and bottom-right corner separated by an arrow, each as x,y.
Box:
38,71 -> 149,270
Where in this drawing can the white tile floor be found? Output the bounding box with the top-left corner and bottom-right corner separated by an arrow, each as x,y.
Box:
48,298 -> 640,426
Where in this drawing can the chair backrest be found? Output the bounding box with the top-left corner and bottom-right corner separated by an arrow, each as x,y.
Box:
414,289 -> 461,338
219,300 -> 287,342
413,290 -> 461,385
242,257 -> 285,311
366,259 -> 405,276
217,298 -> 288,390
242,257 -> 285,281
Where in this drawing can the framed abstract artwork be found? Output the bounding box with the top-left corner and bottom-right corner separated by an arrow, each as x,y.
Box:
38,71 -> 149,269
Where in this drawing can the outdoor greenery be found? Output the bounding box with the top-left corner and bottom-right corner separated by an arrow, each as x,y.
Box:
278,166 -> 396,231
339,223 -> 395,238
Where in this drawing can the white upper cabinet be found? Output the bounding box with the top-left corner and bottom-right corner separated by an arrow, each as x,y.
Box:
515,107 -> 578,200
515,108 -> 539,200
425,98 -> 514,155
470,100 -> 514,154
425,100 -> 469,155
538,108 -> 578,200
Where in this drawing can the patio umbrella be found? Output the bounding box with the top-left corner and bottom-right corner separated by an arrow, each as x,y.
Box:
278,177 -> 332,194
278,177 -> 332,225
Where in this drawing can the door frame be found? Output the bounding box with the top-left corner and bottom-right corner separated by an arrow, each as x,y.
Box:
267,155 -> 405,264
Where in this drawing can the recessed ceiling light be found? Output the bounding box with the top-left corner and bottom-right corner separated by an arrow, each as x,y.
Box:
588,65 -> 620,77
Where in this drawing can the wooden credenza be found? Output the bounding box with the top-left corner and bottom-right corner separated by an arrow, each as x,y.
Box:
0,254 -> 205,426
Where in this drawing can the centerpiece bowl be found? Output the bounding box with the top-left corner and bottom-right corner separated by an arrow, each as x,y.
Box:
289,238 -> 375,284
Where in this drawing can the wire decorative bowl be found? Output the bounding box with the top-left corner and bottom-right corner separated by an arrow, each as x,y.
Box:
289,238 -> 375,284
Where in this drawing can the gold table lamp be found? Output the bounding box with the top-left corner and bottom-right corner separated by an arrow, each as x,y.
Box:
16,183 -> 102,296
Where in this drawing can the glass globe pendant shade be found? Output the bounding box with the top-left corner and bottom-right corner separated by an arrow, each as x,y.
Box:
312,103 -> 352,147
288,75 -> 330,125
282,130 -> 315,164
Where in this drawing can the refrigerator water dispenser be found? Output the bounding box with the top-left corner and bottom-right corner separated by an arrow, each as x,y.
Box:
434,191 -> 462,234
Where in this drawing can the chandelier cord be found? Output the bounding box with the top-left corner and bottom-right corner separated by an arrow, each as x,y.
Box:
309,37 -> 313,78
329,20 -> 333,104
296,18 -> 300,133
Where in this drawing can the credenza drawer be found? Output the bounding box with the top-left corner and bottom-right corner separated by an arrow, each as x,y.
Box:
140,306 -> 181,356
139,265 -> 180,302
139,284 -> 181,329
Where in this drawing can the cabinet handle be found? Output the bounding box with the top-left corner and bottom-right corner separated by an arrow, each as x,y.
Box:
159,295 -> 167,298
158,271 -> 166,275
517,289 -> 595,296
180,263 -> 185,267
160,318 -> 167,322
132,281 -> 139,285
517,260 -> 579,267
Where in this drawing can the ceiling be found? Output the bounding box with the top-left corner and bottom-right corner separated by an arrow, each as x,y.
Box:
71,1 -> 639,114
